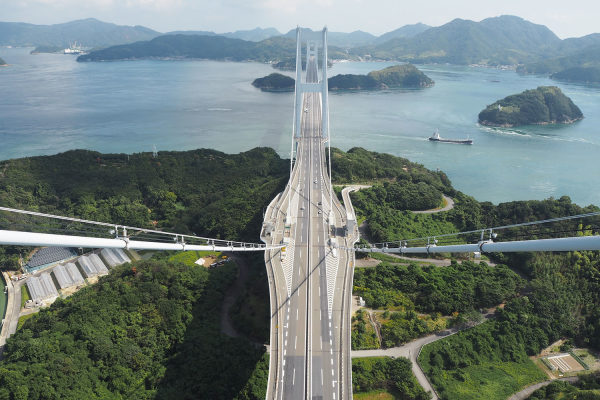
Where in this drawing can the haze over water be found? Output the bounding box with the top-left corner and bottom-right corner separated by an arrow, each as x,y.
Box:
1,47 -> 599,206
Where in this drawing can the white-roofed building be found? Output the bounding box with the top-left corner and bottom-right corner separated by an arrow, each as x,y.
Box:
53,263 -> 84,290
100,248 -> 120,268
78,256 -> 97,278
78,255 -> 108,278
26,272 -> 59,302
112,248 -> 131,264
88,254 -> 109,275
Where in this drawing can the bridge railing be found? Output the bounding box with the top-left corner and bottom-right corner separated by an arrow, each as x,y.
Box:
0,206 -> 280,252
354,211 -> 600,254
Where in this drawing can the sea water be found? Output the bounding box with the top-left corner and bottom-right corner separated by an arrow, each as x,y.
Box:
0,47 -> 599,206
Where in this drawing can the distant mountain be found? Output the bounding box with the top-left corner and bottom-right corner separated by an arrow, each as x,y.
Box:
166,27 -> 281,42
224,27 -> 281,42
518,44 -> 600,75
0,57 -> 6,66
77,34 -> 351,64
551,66 -> 600,84
374,23 -> 431,44
0,18 -> 160,48
353,15 -> 561,65
283,28 -> 375,48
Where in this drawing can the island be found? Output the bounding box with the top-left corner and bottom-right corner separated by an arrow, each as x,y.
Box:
328,64 -> 434,90
478,86 -> 583,127
252,73 -> 295,92
551,67 -> 600,84
0,57 -> 6,66
30,45 -> 64,54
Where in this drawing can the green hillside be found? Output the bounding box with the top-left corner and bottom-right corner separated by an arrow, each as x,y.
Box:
518,44 -> 600,75
478,86 -> 583,127
352,15 -> 560,65
78,34 -> 351,64
551,66 -> 600,84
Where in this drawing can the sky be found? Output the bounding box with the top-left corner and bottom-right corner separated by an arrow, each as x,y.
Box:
2,0 -> 599,39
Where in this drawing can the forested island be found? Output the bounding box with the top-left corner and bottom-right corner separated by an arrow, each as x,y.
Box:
30,45 -> 63,54
251,64 -> 433,93
0,57 -> 6,66
1,147 -> 600,399
76,34 -> 349,64
478,86 -> 583,127
328,64 -> 434,90
251,73 -> 294,92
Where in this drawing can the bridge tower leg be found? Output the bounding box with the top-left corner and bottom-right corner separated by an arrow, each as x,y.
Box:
321,27 -> 334,215
290,27 -> 303,177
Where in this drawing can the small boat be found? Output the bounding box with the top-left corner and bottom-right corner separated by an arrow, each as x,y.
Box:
428,129 -> 473,145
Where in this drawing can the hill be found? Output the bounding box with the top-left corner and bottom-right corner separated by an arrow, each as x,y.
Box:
517,44 -> 600,75
252,73 -> 295,92
478,86 -> 583,127
328,64 -> 433,90
0,57 -> 6,66
0,18 -> 159,48
551,66 -> 600,84
77,34 -> 296,62
166,27 -> 281,42
283,27 -> 376,48
78,33 -> 351,64
353,15 -> 560,65
374,23 -> 431,44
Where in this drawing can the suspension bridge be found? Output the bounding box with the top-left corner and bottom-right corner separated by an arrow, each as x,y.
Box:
1,26 -> 600,400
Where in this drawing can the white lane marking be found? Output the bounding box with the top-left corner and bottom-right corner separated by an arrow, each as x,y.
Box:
285,339 -> 287,346
321,369 -> 323,385
320,309 -> 322,320
331,359 -> 333,366
295,336 -> 297,349
296,309 -> 299,320
320,336 -> 322,349
318,286 -> 320,296
293,368 -> 296,385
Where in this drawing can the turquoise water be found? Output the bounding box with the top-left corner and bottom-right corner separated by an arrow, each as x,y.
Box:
1,48 -> 599,205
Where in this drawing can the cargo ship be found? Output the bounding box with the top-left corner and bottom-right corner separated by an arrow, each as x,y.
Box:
428,129 -> 473,145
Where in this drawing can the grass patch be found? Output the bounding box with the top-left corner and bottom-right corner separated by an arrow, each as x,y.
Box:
352,356 -> 429,399
426,360 -> 546,400
352,309 -> 380,350
167,251 -> 223,267
368,252 -> 432,266
20,284 -> 30,309
353,389 -> 396,399
16,313 -> 35,330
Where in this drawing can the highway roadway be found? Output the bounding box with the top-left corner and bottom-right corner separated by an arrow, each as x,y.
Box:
262,54 -> 357,399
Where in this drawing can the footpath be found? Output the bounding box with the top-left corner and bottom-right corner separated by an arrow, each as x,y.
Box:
351,304 -> 497,400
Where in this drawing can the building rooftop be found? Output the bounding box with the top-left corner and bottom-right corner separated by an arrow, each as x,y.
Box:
27,273 -> 59,301
53,263 -> 84,289
26,247 -> 77,270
